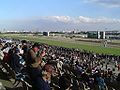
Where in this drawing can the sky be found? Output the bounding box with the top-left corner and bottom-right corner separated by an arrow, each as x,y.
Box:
0,0 -> 120,31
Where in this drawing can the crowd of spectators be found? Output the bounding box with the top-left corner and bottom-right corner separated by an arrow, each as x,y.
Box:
0,38 -> 120,90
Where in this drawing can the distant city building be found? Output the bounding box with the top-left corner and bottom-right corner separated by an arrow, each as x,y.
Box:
98,31 -> 100,39
105,31 -> 120,39
87,31 -> 100,39
87,31 -> 106,39
87,31 -> 120,39
100,31 -> 106,39
43,32 -> 49,36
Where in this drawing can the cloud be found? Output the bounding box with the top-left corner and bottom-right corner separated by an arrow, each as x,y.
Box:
42,16 -> 120,24
43,16 -> 72,23
77,16 -> 120,23
83,0 -> 120,8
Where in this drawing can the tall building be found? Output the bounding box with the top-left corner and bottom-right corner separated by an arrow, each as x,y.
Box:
97,31 -> 100,39
87,31 -> 106,39
100,31 -> 106,39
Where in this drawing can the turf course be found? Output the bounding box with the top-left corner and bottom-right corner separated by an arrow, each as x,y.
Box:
0,34 -> 120,55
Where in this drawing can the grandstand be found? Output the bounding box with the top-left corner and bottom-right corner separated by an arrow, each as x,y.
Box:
0,38 -> 120,90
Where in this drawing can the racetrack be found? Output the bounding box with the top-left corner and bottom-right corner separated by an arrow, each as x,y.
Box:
0,33 -> 120,55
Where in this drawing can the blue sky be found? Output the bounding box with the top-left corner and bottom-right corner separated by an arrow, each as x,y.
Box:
0,0 -> 120,19
0,0 -> 120,31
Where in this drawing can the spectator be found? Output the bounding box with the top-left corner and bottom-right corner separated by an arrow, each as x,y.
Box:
96,74 -> 106,90
59,74 -> 71,90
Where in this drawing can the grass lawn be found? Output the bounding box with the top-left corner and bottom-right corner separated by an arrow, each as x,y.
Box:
0,34 -> 120,55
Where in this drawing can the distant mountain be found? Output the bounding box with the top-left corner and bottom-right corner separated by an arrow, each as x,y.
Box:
0,16 -> 120,32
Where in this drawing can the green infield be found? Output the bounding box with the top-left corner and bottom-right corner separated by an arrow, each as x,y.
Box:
0,34 -> 120,55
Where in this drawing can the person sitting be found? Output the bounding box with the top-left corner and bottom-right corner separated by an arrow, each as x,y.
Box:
31,64 -> 54,90
10,47 -> 23,73
59,73 -> 71,90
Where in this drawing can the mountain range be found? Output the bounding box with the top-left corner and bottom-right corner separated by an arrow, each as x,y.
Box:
0,16 -> 120,32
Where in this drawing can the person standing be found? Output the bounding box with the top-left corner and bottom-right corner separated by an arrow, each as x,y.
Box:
26,43 -> 52,90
